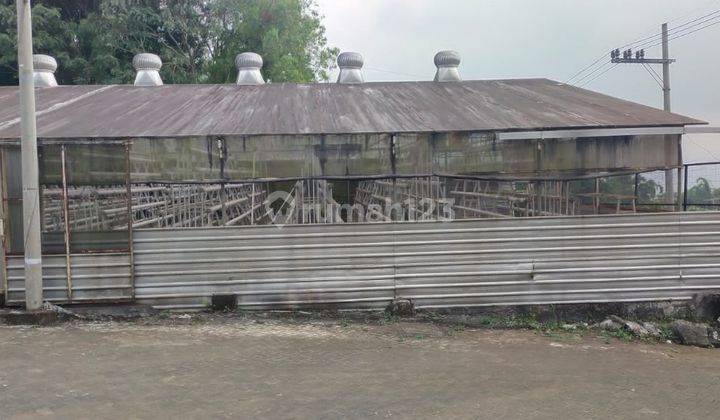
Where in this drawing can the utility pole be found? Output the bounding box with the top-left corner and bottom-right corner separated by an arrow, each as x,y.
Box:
661,23 -> 671,112
611,22 -> 680,210
16,0 -> 43,311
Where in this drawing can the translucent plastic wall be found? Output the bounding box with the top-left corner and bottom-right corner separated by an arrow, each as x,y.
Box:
0,132 -> 685,249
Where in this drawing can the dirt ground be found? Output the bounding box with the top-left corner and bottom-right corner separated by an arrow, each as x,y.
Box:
0,314 -> 718,420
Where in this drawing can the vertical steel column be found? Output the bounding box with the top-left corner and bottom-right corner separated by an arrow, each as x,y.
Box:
250,183 -> 255,225
60,145 -> 72,301
0,151 -> 8,302
125,142 -> 135,299
16,0 -> 43,310
683,164 -> 689,212
676,137 -> 684,211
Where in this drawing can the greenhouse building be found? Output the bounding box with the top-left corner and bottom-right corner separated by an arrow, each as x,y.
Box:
0,50 -> 717,311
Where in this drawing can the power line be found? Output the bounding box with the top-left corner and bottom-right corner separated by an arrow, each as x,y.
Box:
666,0 -> 720,24
569,13 -> 718,84
621,1 -> 720,47
566,5 -> 720,84
573,12 -> 719,89
644,18 -> 720,48
643,8 -> 720,42
565,54 -> 610,84
687,137 -> 720,161
572,60 -> 614,86
578,63 -> 619,88
632,11 -> 720,50
567,13 -> 717,86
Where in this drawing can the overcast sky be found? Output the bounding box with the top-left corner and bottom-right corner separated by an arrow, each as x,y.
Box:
316,0 -> 720,163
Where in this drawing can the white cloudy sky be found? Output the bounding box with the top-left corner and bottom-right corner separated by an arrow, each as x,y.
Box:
316,0 -> 720,163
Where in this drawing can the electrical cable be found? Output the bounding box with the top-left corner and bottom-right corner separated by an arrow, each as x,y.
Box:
578,63 -> 619,88
572,61 -> 614,86
644,18 -> 720,49
632,12 -> 720,50
566,5 -> 720,84
687,137 -> 720,161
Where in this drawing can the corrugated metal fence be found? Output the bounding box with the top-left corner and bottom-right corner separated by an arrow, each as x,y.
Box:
3,212 -> 720,310
4,253 -> 132,305
131,212 -> 720,310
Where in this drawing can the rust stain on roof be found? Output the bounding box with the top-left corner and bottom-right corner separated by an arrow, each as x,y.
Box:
0,78 -> 705,140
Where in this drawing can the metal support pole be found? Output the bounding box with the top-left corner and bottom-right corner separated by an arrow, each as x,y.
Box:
676,137 -> 683,211
661,23 -> 671,113
60,146 -> 72,301
660,23 -> 676,209
125,142 -> 135,300
16,0 -> 43,310
683,164 -> 689,212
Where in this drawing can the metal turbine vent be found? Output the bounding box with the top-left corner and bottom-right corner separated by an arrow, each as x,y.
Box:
337,52 -> 364,84
133,53 -> 163,87
434,50 -> 461,82
235,52 -> 265,85
33,54 -> 58,87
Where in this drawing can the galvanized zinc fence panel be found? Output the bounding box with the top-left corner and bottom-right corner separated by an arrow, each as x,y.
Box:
5,253 -> 132,304
133,223 -> 398,310
131,212 -> 720,310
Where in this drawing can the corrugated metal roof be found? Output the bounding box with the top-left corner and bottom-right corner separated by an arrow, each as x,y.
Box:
0,78 -> 705,140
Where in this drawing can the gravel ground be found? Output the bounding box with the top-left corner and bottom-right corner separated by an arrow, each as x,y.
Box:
0,313 -> 718,419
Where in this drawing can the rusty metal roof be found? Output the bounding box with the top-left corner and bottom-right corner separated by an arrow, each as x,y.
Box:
0,78 -> 705,140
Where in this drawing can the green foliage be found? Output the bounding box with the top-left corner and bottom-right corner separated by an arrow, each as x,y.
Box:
686,177 -> 720,205
0,0 -> 337,85
600,328 -> 633,342
1,1 -> 87,85
206,0 -> 337,83
470,313 -> 542,330
569,173 -> 664,206
635,176 -> 663,202
381,311 -> 399,324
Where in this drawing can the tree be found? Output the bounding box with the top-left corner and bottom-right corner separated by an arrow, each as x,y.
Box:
1,1 -> 88,85
687,177 -> 713,205
205,0 -> 338,83
0,0 -> 337,85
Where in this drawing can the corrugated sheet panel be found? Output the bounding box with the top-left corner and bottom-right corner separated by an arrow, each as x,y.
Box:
0,79 -> 704,140
132,212 -> 720,310
5,253 -> 132,305
392,213 -> 720,308
133,223 -> 397,310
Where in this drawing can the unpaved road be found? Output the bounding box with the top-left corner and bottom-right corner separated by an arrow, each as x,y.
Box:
0,316 -> 718,419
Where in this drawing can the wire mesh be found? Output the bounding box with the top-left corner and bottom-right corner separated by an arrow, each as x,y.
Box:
685,163 -> 720,209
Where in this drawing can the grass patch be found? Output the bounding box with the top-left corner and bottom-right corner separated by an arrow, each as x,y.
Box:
600,328 -> 634,342
470,313 -> 542,330
381,312 -> 399,324
446,324 -> 466,336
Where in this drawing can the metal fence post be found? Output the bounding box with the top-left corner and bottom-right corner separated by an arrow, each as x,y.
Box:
60,145 -> 72,301
125,141 -> 135,300
683,164 -> 689,212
